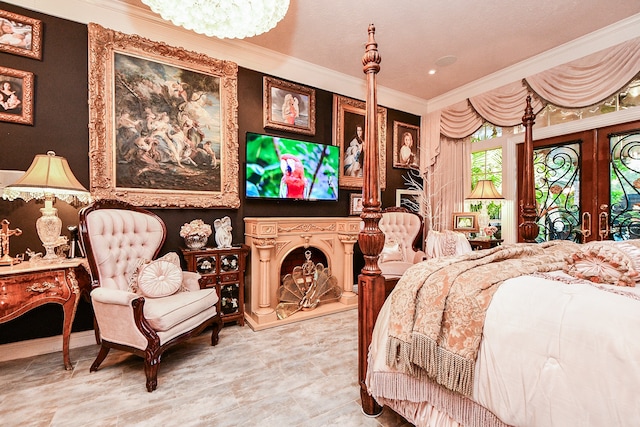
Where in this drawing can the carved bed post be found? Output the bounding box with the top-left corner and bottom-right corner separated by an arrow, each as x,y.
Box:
520,96 -> 540,242
358,24 -> 385,417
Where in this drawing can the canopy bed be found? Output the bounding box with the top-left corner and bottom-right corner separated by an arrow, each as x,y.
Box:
357,26 -> 640,427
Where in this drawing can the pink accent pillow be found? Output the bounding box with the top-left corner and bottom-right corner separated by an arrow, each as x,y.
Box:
564,241 -> 640,287
137,259 -> 183,298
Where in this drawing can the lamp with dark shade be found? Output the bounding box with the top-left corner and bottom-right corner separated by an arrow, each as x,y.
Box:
466,179 -> 503,237
2,151 -> 91,261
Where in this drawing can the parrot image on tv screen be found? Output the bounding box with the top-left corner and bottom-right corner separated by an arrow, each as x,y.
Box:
279,154 -> 308,199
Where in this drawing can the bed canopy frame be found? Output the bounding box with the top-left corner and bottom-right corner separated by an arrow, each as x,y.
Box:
357,25 -> 539,416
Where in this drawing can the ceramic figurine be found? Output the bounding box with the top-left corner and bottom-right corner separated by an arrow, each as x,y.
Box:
214,216 -> 233,248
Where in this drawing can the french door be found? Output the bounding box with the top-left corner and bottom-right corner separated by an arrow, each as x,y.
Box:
517,120 -> 640,243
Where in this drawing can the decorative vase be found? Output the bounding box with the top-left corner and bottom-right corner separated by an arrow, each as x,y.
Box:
184,234 -> 208,250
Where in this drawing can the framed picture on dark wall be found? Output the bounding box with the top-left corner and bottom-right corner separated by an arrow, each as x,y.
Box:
0,9 -> 42,60
393,121 -> 420,169
395,189 -> 421,213
0,66 -> 34,125
350,193 -> 363,215
263,76 -> 316,135
333,94 -> 387,190
87,23 -> 240,209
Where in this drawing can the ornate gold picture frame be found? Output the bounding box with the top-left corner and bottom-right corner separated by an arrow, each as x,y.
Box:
87,23 -> 239,208
0,9 -> 42,60
333,95 -> 386,190
349,193 -> 363,215
393,121 -> 420,170
263,76 -> 316,135
0,66 -> 34,125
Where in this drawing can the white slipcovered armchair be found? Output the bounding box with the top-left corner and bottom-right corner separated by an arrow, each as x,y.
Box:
378,207 -> 427,279
79,200 -> 222,392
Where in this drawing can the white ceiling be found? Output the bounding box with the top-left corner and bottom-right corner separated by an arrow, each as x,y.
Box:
124,1 -> 640,102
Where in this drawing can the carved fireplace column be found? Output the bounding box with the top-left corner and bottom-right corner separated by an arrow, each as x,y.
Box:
254,238 -> 276,318
339,233 -> 358,304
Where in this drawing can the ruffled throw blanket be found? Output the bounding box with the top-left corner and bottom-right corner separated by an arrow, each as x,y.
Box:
385,240 -> 580,396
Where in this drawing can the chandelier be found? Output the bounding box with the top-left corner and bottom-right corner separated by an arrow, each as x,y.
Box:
141,0 -> 290,39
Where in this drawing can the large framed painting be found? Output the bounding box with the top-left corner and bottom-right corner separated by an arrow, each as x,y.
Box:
263,76 -> 316,135
0,9 -> 42,60
0,66 -> 33,125
393,121 -> 420,170
87,23 -> 239,208
333,95 -> 386,190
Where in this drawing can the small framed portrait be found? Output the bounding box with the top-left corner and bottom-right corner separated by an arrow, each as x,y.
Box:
0,9 -> 42,60
393,121 -> 420,169
0,66 -> 34,125
395,189 -> 422,213
333,94 -> 387,190
263,76 -> 316,135
452,212 -> 479,233
350,193 -> 364,216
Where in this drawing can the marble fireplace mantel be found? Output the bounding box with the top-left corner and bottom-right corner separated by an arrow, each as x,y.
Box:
244,217 -> 361,330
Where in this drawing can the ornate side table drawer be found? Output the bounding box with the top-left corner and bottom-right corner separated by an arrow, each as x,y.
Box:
0,270 -> 71,322
219,272 -> 239,283
0,260 -> 91,370
198,275 -> 217,289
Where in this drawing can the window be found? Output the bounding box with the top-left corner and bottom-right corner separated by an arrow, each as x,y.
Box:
535,74 -> 640,128
470,148 -> 503,222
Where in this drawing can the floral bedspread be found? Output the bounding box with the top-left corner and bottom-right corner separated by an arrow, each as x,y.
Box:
385,240 -> 580,396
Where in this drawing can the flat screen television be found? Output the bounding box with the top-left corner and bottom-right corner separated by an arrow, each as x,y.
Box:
245,132 -> 339,201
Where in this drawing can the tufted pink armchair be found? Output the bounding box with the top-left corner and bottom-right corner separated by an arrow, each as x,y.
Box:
79,200 -> 222,392
378,207 -> 427,279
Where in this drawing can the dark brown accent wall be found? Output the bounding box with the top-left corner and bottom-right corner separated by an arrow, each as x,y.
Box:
0,1 -> 420,344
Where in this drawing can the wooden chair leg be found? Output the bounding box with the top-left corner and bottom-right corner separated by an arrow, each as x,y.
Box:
210,316 -> 223,346
144,353 -> 161,392
90,344 -> 110,372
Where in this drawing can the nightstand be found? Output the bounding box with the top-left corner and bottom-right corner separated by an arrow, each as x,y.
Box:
468,238 -> 503,250
181,245 -> 249,326
0,259 -> 92,370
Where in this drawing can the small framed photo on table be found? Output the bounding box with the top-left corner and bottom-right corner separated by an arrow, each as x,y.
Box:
452,212 -> 479,233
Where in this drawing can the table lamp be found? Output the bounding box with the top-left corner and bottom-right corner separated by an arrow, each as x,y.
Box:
2,151 -> 91,261
466,179 -> 503,238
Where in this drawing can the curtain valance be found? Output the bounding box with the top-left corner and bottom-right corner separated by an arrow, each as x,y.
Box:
432,36 -> 640,147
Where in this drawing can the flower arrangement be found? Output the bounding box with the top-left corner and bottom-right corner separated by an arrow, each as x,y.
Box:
179,219 -> 212,238
483,225 -> 498,237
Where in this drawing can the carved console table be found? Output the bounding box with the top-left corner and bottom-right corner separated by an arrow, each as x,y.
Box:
0,259 -> 91,370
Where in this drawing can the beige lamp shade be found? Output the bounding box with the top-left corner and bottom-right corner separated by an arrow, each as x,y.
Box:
466,179 -> 503,200
2,151 -> 91,204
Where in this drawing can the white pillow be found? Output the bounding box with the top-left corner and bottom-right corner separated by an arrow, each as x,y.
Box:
380,239 -> 405,263
137,259 -> 183,298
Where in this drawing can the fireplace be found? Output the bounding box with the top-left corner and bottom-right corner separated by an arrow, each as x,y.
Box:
244,217 -> 361,330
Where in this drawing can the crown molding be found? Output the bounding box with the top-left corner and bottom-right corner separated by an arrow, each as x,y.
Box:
3,1 -> 637,117
3,0 -> 428,115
